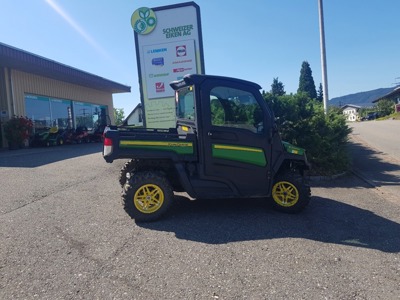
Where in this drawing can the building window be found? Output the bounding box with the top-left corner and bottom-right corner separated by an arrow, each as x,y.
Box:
73,101 -> 107,130
25,95 -> 52,129
25,94 -> 108,130
50,98 -> 72,129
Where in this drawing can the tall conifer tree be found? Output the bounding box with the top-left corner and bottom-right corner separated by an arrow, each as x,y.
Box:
298,61 -> 317,99
271,77 -> 285,96
317,83 -> 323,102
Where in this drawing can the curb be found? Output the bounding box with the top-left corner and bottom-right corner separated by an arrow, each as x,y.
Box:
308,171 -> 348,182
350,169 -> 376,188
350,168 -> 400,205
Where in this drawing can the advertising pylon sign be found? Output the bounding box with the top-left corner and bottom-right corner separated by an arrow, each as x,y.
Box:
132,2 -> 205,128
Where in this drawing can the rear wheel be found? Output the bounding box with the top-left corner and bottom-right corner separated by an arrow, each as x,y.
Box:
271,173 -> 310,213
122,171 -> 173,222
119,159 -> 138,187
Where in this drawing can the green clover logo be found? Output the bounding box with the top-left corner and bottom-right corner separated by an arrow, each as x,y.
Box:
131,7 -> 157,35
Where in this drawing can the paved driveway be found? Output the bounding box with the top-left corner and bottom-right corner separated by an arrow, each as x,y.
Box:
351,119 -> 400,160
350,120 -> 400,203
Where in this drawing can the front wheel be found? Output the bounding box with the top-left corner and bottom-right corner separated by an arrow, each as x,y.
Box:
271,173 -> 310,213
122,171 -> 173,222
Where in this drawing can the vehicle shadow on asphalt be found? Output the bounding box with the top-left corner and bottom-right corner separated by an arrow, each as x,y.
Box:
0,143 -> 103,168
139,190 -> 400,253
346,138 -> 400,188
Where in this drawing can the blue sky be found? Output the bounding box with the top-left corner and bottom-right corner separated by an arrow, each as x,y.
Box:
1,0 -> 399,115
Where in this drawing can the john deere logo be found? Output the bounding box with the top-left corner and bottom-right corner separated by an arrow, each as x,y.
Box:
131,7 -> 157,35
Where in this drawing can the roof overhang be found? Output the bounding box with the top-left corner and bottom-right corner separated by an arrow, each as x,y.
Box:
0,42 -> 130,94
372,86 -> 400,103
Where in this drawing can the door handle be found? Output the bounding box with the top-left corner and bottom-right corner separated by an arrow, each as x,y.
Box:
207,131 -> 237,140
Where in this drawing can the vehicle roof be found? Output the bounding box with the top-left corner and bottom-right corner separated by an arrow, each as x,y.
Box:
170,74 -> 262,91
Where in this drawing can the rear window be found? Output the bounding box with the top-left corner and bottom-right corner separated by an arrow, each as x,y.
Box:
176,86 -> 195,120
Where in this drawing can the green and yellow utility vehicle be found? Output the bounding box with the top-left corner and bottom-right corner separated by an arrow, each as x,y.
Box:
103,74 -> 311,221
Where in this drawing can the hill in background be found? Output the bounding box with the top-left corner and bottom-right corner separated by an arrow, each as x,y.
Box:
328,87 -> 396,108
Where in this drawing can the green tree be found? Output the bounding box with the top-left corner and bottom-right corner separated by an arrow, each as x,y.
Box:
264,92 -> 351,175
298,61 -> 317,99
317,83 -> 323,102
271,77 -> 286,96
328,105 -> 342,115
114,108 -> 125,125
376,99 -> 395,117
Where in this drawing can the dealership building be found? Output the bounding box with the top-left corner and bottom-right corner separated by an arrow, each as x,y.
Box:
0,42 -> 130,148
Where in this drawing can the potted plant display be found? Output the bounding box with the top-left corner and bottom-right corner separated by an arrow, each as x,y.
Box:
3,116 -> 33,149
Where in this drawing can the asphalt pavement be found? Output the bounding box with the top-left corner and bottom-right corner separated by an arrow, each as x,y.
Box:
349,120 -> 400,204
0,131 -> 399,299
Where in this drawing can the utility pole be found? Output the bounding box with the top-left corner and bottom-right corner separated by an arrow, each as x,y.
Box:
318,0 -> 329,114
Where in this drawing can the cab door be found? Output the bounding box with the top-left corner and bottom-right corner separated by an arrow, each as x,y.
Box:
197,78 -> 273,198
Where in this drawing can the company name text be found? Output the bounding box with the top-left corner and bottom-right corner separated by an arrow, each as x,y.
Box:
147,48 -> 167,54
162,24 -> 193,39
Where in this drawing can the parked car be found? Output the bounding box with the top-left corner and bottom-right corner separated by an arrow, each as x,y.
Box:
361,112 -> 379,121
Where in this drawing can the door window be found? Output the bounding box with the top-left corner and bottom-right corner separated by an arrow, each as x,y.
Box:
210,86 -> 264,133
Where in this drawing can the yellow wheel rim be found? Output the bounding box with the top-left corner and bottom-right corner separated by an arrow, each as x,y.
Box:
133,184 -> 164,214
272,181 -> 299,207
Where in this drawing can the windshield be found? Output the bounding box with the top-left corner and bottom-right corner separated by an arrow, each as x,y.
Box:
176,86 -> 195,120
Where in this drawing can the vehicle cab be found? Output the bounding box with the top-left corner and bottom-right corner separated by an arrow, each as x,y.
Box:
170,74 -> 280,198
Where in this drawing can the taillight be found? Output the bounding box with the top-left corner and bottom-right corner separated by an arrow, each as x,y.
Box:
103,137 -> 113,156
104,137 -> 113,146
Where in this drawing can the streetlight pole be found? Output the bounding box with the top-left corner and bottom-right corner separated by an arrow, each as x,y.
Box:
318,0 -> 329,114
